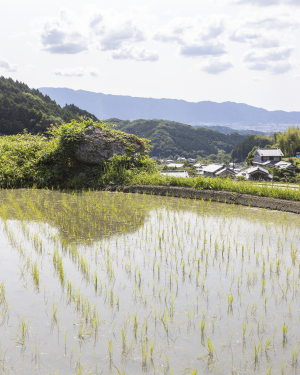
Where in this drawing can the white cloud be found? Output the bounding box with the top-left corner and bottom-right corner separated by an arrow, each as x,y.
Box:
243,45 -> 297,74
154,15 -> 228,58
251,36 -> 281,48
246,60 -> 297,74
90,11 -> 146,51
243,46 -> 294,63
108,45 -> 159,62
0,57 -> 17,72
269,61 -> 297,74
154,15 -> 227,44
245,15 -> 300,30
233,0 -> 300,6
230,27 -> 282,48
180,42 -> 227,57
36,8 -> 155,62
247,62 -> 271,70
53,67 -> 100,77
198,56 -> 234,74
38,9 -> 88,54
252,76 -> 264,81
229,29 -> 261,43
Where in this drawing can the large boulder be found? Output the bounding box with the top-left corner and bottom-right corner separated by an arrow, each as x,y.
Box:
75,127 -> 147,165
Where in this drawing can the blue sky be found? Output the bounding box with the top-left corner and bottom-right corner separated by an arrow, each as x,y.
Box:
1,0 -> 300,111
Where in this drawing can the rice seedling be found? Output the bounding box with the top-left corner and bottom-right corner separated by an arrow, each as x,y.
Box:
108,339 -> 113,360
12,315 -> 29,348
204,337 -> 214,359
283,322 -> 288,341
31,261 -> 39,288
1,189 -> 300,374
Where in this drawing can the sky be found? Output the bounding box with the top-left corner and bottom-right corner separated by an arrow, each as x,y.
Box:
1,0 -> 300,112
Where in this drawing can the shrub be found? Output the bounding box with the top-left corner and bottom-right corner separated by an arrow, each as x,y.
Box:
0,120 -> 155,189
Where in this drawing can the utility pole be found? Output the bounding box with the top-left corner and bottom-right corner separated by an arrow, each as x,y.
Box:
288,139 -> 292,158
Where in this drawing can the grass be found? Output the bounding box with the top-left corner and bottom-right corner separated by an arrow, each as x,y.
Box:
129,171 -> 300,201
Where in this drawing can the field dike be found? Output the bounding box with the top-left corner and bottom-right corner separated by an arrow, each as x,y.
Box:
107,185 -> 300,214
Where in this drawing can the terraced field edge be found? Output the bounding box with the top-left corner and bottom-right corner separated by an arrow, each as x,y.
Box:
106,185 -> 300,214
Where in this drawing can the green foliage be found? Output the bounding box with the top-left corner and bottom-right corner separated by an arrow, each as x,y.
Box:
0,76 -> 98,135
0,120 -> 156,189
272,167 -> 300,183
232,134 -> 275,161
245,146 -> 259,165
197,150 -> 232,165
276,126 -> 300,156
109,119 -> 247,158
129,172 -> 300,201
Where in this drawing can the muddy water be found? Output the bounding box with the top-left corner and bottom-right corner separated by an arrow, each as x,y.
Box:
0,189 -> 300,374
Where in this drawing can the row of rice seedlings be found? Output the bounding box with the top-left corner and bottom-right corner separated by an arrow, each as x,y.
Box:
1,190 -> 300,373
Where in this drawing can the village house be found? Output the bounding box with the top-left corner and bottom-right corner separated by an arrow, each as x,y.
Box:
215,167 -> 236,178
236,166 -> 272,181
252,148 -> 284,166
202,164 -> 225,178
273,160 -> 297,171
161,170 -> 189,178
202,164 -> 234,178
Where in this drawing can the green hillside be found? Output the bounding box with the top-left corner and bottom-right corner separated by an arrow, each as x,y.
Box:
232,134 -> 275,161
108,118 -> 247,158
0,77 -> 98,135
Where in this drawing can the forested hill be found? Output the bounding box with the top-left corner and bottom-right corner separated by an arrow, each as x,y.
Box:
0,77 -> 98,135
108,118 -> 247,158
232,134 -> 275,161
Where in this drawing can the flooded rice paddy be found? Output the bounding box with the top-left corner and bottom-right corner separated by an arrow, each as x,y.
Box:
0,190 -> 300,374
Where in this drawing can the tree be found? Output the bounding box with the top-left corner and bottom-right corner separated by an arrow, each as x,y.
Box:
276,126 -> 300,156
232,134 -> 274,161
245,146 -> 259,165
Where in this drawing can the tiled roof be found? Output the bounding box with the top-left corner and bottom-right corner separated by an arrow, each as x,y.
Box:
254,148 -> 284,157
203,164 -> 224,173
215,168 -> 235,176
236,166 -> 272,179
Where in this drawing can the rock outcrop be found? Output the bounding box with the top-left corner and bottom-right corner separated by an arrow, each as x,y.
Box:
75,127 -> 147,165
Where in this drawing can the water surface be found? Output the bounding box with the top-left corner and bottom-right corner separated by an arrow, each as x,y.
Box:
0,190 -> 299,374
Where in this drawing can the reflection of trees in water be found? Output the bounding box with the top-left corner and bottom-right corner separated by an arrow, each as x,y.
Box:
0,190 -> 152,243
0,190 -> 296,245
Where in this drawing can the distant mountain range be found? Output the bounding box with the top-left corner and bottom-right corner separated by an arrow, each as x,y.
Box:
39,87 -> 300,132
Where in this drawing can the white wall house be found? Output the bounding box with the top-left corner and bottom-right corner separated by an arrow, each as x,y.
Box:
253,148 -> 283,164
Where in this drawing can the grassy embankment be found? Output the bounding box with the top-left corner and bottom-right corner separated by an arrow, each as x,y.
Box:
130,172 -> 300,201
1,119 -> 300,201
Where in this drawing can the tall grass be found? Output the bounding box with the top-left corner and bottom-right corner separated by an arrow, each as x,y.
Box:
130,172 -> 300,201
